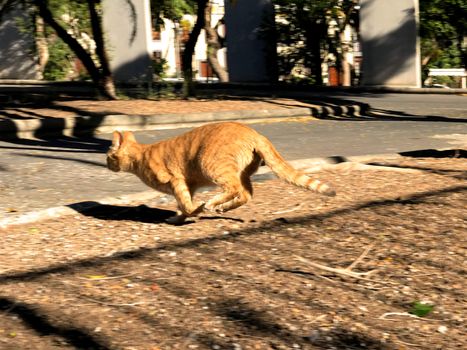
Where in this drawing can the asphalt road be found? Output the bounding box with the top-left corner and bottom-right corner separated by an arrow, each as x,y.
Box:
1,118 -> 465,220
312,91 -> 467,119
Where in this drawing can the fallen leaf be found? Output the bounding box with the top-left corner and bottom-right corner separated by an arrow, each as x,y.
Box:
86,275 -> 107,280
409,301 -> 434,317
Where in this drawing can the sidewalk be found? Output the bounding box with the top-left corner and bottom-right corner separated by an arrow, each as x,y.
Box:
0,93 -> 368,139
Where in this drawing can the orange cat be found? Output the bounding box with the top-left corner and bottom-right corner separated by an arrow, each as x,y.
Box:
107,122 -> 335,224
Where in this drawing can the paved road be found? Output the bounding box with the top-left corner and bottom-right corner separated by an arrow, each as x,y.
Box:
1,118 -> 465,220
312,92 -> 467,119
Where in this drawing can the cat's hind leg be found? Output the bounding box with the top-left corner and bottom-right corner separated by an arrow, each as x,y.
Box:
205,175 -> 252,213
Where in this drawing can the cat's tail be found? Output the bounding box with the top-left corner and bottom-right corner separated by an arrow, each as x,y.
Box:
255,135 -> 336,197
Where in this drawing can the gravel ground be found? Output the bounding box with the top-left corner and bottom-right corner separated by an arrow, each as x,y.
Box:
0,156 -> 466,350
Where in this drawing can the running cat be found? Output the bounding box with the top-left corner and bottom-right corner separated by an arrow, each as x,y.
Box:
107,122 -> 335,224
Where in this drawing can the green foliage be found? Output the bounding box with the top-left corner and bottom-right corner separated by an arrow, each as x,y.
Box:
41,1 -> 94,81
152,57 -> 168,80
150,0 -> 195,28
272,0 -> 358,84
419,0 -> 467,70
409,301 -> 434,317
43,37 -> 73,80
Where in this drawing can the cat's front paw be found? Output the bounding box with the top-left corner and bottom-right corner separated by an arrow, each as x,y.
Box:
192,202 -> 206,215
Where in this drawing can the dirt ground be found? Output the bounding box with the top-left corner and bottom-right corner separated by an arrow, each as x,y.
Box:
0,156 -> 465,350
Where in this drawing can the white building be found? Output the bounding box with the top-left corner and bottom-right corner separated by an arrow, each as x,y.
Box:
149,0 -> 226,80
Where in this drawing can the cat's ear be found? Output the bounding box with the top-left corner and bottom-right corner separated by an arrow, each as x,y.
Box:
123,131 -> 137,143
111,131 -> 123,149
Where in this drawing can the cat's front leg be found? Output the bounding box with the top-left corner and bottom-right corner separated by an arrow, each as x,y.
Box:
168,178 -> 205,223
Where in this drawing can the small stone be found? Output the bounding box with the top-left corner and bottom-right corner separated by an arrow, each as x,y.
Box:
437,325 -> 448,334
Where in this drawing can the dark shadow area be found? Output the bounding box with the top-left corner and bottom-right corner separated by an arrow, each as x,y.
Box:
198,88 -> 372,117
0,85 -> 114,152
75,203 -> 176,223
198,87 -> 467,123
0,297 -> 111,349
0,184 -> 463,348
12,152 -> 106,167
74,202 -> 245,224
214,298 -> 303,343
366,108 -> 467,123
400,149 -> 467,158
0,184 -> 464,285
212,298 -> 389,349
360,5 -> 417,86
0,8 -> 38,81
0,135 -> 111,154
199,215 -> 245,223
361,149 -> 467,179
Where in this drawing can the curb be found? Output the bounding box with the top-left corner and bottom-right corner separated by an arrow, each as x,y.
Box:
0,154 -> 402,229
0,105 -> 367,139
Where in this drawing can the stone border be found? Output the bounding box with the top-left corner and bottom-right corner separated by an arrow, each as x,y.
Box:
0,105 -> 366,139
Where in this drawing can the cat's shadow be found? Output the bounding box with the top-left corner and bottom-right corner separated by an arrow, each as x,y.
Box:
74,203 -> 178,224
71,202 -> 244,225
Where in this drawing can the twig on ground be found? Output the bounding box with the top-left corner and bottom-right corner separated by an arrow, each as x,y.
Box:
272,203 -> 304,215
293,244 -> 395,285
395,339 -> 423,347
80,296 -> 145,307
294,255 -> 378,283
346,243 -> 375,271
378,312 -> 441,322
77,273 -> 136,281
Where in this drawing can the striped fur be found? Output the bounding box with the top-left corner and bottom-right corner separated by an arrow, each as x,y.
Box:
107,122 -> 335,223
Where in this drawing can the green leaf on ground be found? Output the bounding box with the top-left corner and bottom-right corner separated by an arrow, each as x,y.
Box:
409,301 -> 434,317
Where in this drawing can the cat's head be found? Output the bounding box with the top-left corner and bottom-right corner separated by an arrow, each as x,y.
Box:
106,131 -> 138,172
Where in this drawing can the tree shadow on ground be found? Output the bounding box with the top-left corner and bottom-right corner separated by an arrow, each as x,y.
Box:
0,185 -> 464,348
400,149 -> 467,158
364,149 -> 467,180
199,87 -> 467,122
0,90 -> 113,152
0,297 -> 111,349
210,298 -> 389,349
1,184 -> 464,284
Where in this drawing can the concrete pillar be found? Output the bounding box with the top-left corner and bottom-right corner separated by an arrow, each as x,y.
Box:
0,8 -> 39,79
102,0 -> 153,84
224,0 -> 276,83
360,0 -> 421,87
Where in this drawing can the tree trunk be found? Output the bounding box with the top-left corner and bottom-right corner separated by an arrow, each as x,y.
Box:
35,15 -> 48,78
35,0 -> 117,99
181,0 -> 208,98
86,0 -> 117,99
204,3 -> 228,82
306,24 -> 323,85
339,31 -> 351,86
